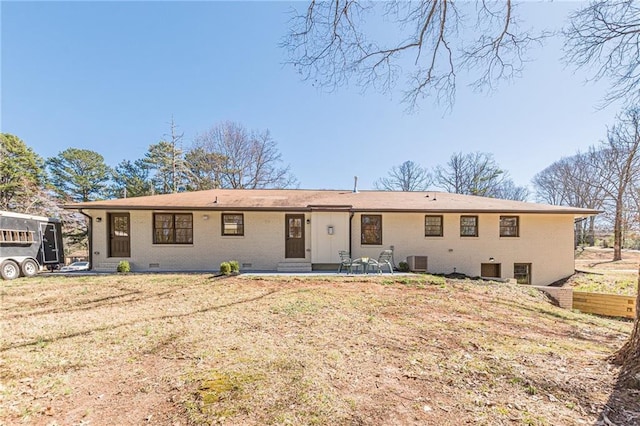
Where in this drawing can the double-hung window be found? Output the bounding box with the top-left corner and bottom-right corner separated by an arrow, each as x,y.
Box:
500,216 -> 519,237
222,213 -> 244,236
361,215 -> 382,245
425,215 -> 443,237
153,213 -> 193,244
460,216 -> 478,237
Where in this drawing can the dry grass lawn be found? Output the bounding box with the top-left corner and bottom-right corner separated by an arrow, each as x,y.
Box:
0,272 -> 636,425
572,247 -> 639,296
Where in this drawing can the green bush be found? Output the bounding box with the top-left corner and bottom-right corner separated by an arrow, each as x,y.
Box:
229,260 -> 240,273
117,260 -> 130,273
398,261 -> 410,272
219,262 -> 231,275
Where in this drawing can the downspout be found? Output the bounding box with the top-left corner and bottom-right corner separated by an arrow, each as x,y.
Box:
349,211 -> 354,255
78,209 -> 93,270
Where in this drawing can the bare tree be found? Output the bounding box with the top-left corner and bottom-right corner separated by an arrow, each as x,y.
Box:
374,160 -> 431,191
184,146 -> 226,191
588,108 -> 640,261
434,151 -> 527,200
143,118 -> 193,194
564,0 -> 640,107
492,179 -> 530,202
533,153 -> 606,245
563,5 -> 640,392
192,122 -> 298,189
283,1 -> 545,109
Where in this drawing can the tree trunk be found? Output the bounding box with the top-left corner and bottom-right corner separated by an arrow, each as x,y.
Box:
610,265 -> 640,389
613,196 -> 623,261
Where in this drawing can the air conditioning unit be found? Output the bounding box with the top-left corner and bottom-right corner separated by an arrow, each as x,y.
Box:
407,256 -> 428,272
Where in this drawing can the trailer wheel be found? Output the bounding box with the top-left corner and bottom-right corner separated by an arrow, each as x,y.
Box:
1,260 -> 20,280
20,259 -> 39,278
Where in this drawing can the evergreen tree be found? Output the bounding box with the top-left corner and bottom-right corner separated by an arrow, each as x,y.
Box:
0,133 -> 45,210
46,148 -> 111,202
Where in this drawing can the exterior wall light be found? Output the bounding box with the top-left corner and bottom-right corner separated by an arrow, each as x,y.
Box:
327,226 -> 334,235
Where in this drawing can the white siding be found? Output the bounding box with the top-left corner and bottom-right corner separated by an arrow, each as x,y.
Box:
310,212 -> 350,263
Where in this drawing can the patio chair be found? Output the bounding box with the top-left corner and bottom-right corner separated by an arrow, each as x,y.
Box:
373,249 -> 394,274
338,250 -> 355,273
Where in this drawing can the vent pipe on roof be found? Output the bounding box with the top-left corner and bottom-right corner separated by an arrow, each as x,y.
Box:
353,176 -> 358,193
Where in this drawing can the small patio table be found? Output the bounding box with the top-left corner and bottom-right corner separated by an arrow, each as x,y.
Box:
352,257 -> 379,274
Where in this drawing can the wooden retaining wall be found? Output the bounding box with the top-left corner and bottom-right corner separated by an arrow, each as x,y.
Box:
573,291 -> 637,319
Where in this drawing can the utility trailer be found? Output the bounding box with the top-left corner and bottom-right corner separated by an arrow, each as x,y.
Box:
0,210 -> 64,280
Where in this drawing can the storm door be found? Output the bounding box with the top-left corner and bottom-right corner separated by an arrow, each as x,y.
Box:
285,214 -> 305,258
109,213 -> 130,257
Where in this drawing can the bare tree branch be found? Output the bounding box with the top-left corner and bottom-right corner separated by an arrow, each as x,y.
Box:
283,1 -> 547,110
564,0 -> 640,107
374,160 -> 432,191
191,122 -> 298,189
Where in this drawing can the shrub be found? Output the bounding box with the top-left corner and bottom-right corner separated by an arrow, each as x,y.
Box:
219,262 -> 231,275
398,261 -> 410,272
229,260 -> 240,273
117,260 -> 130,273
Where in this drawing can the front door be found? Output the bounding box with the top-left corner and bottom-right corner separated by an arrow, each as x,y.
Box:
109,213 -> 130,257
285,214 -> 305,258
481,263 -> 501,278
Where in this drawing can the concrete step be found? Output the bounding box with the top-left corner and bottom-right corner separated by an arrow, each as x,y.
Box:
277,262 -> 312,273
93,262 -> 119,272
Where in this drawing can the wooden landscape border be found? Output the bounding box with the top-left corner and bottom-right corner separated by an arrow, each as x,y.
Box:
573,291 -> 637,319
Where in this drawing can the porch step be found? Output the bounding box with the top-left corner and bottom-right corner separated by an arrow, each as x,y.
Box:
277,262 -> 312,273
93,262 -> 119,272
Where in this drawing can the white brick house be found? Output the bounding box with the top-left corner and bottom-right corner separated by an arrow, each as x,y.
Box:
66,189 -> 598,285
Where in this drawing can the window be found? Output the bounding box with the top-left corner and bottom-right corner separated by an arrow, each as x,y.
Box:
0,229 -> 35,243
153,213 -> 193,244
460,216 -> 478,237
500,216 -> 519,237
425,215 -> 443,237
514,263 -> 531,284
222,213 -> 244,236
361,215 -> 382,245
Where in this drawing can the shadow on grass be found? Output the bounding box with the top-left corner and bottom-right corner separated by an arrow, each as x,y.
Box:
4,277 -> 233,319
599,374 -> 640,425
1,289 -> 279,352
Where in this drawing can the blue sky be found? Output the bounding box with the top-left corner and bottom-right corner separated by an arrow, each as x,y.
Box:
1,1 -> 623,193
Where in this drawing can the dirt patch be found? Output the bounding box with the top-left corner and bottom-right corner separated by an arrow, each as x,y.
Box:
0,274 -> 636,425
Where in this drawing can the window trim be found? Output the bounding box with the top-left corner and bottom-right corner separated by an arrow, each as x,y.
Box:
221,213 -> 245,236
460,215 -> 479,237
500,216 -> 520,237
153,212 -> 193,245
361,214 -> 382,245
514,263 -> 532,285
424,215 -> 444,237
